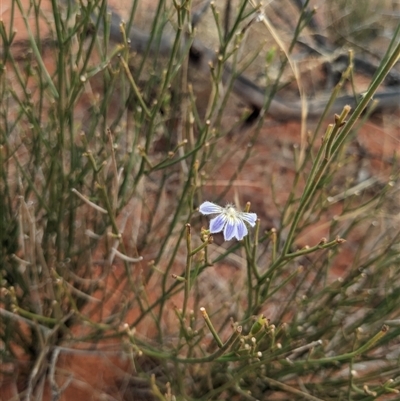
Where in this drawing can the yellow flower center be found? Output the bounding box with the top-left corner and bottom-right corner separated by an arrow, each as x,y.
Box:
225,206 -> 237,219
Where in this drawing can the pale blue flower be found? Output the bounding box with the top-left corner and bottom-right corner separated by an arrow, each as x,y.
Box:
199,201 -> 257,241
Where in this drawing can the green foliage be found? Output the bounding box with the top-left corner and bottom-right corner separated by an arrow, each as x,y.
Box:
0,0 -> 400,400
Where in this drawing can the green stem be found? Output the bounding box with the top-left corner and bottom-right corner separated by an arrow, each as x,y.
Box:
182,224 -> 192,317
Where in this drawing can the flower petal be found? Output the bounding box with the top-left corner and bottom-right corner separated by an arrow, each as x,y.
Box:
209,214 -> 227,234
223,218 -> 239,241
199,201 -> 224,215
239,212 -> 257,227
235,219 -> 248,240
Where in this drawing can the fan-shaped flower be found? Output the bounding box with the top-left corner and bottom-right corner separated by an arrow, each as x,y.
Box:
199,201 -> 257,241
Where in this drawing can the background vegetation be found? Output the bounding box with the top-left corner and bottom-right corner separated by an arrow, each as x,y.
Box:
1,0 -> 400,399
